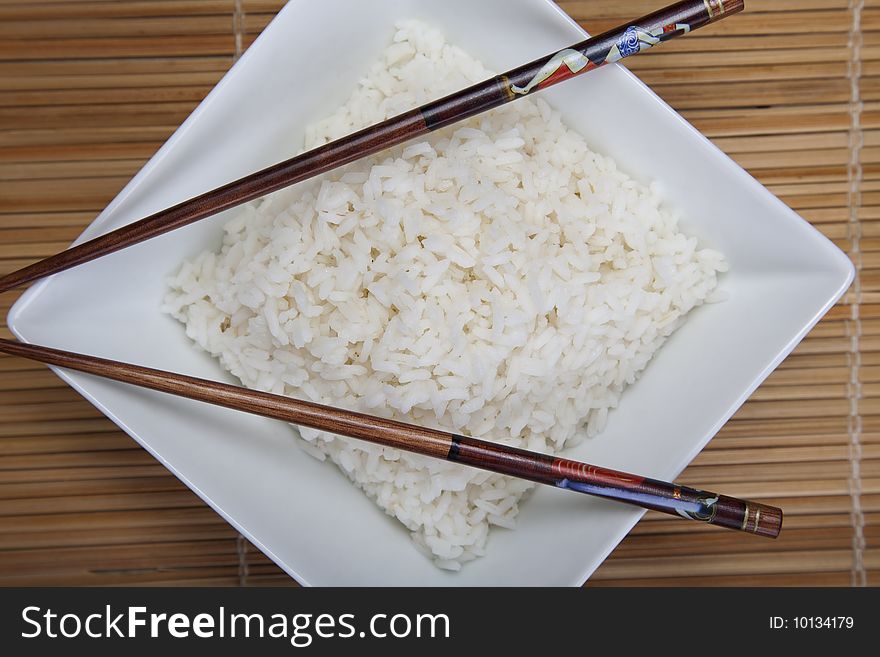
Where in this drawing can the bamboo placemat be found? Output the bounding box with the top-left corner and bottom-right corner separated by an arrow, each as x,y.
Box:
0,0 -> 875,587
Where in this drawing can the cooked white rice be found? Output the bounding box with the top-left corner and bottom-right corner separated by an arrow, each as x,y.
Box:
164,20 -> 727,570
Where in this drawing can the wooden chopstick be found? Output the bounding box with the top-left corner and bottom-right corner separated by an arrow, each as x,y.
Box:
0,0 -> 745,294
0,337 -> 781,538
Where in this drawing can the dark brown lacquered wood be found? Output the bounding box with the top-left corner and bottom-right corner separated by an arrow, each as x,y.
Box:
719,0 -> 744,13
0,337 -> 780,538
0,0 -> 745,293
449,436 -> 782,538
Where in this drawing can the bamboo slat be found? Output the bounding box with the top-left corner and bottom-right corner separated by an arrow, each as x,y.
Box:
0,0 -> 874,587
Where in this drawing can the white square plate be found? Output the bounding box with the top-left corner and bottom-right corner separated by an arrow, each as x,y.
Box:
8,0 -> 854,585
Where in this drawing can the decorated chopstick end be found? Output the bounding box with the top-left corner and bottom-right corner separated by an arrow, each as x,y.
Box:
712,496 -> 783,539
708,0 -> 746,20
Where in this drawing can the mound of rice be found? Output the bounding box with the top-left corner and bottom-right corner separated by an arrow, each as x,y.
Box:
164,21 -> 727,569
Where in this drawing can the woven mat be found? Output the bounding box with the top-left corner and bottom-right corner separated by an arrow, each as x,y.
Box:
0,0 -> 875,587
